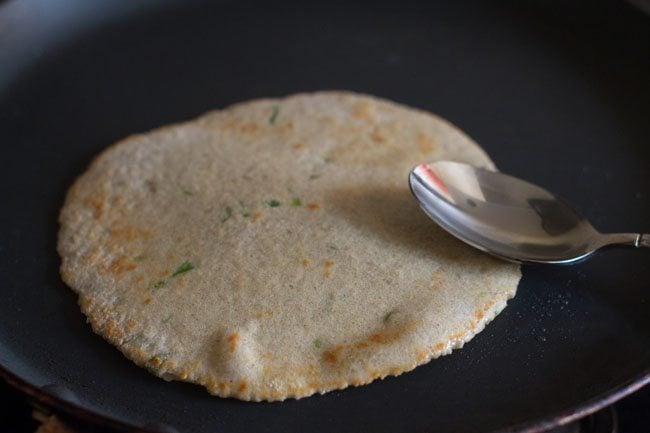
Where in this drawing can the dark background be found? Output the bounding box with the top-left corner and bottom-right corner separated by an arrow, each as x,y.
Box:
2,380 -> 650,432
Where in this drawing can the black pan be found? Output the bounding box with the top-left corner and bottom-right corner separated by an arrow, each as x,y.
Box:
1,1 -> 649,432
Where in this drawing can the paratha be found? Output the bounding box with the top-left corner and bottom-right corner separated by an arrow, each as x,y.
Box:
58,91 -> 520,401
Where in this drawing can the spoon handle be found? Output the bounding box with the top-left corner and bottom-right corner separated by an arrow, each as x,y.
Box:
638,234 -> 649,248
601,233 -> 649,249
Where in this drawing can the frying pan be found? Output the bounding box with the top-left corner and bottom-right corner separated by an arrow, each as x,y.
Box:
1,0 -> 649,432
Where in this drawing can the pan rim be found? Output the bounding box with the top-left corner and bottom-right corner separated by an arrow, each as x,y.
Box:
1,361 -> 649,433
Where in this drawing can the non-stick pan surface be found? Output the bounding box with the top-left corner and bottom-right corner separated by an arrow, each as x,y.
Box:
1,1 -> 649,432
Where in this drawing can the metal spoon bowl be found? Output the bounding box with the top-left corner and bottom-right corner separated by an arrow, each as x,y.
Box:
408,161 -> 648,264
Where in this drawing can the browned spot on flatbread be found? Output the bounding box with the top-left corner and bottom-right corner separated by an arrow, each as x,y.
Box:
435,342 -> 445,351
238,380 -> 248,393
351,101 -> 376,121
109,225 -> 153,242
450,331 -> 464,341
370,128 -> 386,143
240,123 -> 260,133
233,274 -> 245,289
306,203 -> 320,211
205,376 -> 218,393
302,258 -> 312,266
143,297 -> 152,305
82,195 -> 104,220
255,310 -> 273,319
107,255 -> 137,276
323,323 -> 416,365
367,328 -> 407,345
323,346 -> 343,364
292,142 -> 305,150
222,118 -> 261,133
227,333 -> 240,353
78,296 -> 94,311
104,319 -> 124,340
252,211 -> 263,221
417,132 -> 436,153
324,260 -> 334,277
431,269 -> 444,286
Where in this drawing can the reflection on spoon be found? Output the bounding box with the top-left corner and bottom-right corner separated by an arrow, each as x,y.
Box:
409,161 -> 648,264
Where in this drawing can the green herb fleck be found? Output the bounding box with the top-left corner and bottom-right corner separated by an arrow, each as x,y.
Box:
313,339 -> 322,348
291,198 -> 302,207
152,261 -> 195,291
269,105 -> 280,125
145,180 -> 157,193
323,156 -> 333,163
324,292 -> 335,312
221,206 -> 234,222
171,261 -> 195,278
162,314 -> 173,324
122,332 -> 144,346
267,199 -> 281,208
238,201 -> 250,217
309,174 -> 321,180
181,188 -> 193,196
383,310 -> 396,323
133,255 -> 145,262
326,243 -> 338,251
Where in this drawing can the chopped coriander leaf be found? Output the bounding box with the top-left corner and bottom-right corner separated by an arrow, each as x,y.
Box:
133,255 -> 145,262
221,206 -> 234,222
269,105 -> 280,125
326,243 -> 338,251
313,339 -> 322,348
291,198 -> 302,207
267,199 -> 281,208
122,332 -> 143,346
383,310 -> 396,323
151,260 -> 195,291
171,261 -> 195,278
162,314 -> 173,324
324,292 -> 335,311
238,201 -> 251,217
181,188 -> 193,196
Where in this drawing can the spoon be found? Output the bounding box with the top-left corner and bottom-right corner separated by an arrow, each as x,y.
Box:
408,161 -> 648,264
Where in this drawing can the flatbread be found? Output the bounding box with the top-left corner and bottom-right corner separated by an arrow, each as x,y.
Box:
58,91 -> 520,401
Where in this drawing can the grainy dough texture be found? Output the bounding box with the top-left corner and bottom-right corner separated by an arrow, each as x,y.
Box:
58,91 -> 521,401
